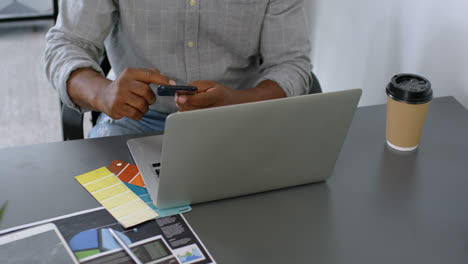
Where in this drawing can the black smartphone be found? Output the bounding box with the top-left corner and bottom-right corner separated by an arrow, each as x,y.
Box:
157,85 -> 198,96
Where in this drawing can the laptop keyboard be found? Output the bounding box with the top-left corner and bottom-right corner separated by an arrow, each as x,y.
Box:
152,162 -> 161,178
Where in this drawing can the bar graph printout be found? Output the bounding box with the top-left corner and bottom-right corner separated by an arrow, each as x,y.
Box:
0,165 -> 213,263
75,167 -> 158,228
0,209 -> 216,264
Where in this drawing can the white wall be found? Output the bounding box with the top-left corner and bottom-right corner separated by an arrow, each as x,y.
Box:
306,0 -> 468,108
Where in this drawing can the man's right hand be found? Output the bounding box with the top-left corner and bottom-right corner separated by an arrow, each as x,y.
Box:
68,68 -> 175,121
97,68 -> 175,120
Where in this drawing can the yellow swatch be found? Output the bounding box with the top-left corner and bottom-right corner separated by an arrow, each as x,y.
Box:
75,167 -> 158,228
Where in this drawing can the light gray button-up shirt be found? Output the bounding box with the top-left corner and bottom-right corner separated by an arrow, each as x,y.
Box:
45,0 -> 312,114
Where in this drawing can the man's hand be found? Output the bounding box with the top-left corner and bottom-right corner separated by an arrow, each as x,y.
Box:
175,81 -> 241,112
96,68 -> 174,120
175,80 -> 286,112
68,67 -> 175,120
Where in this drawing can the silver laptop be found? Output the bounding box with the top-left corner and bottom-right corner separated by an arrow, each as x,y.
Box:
127,89 -> 362,209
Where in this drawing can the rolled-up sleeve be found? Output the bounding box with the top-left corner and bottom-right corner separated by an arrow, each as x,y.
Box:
44,0 -> 117,112
257,0 -> 312,96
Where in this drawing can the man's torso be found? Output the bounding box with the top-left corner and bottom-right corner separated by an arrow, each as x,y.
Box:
106,0 -> 269,113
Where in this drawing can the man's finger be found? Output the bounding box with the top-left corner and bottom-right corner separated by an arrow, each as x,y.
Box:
187,80 -> 215,93
120,104 -> 144,121
149,68 -> 161,74
124,68 -> 173,86
130,82 -> 156,105
180,87 -> 219,107
174,95 -> 199,111
176,102 -> 204,112
125,92 -> 150,114
149,68 -> 176,85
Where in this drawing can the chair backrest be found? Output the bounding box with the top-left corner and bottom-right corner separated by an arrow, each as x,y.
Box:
309,72 -> 322,94
61,102 -> 84,140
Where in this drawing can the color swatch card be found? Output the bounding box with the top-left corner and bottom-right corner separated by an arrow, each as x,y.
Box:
122,182 -> 192,217
107,160 -> 192,217
75,167 -> 158,228
108,160 -> 146,188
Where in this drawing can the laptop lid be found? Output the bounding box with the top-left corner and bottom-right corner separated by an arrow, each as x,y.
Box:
128,89 -> 362,209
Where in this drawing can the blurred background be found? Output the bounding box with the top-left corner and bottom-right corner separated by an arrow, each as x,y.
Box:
0,0 -> 53,17
0,0 -> 467,149
0,0 -> 61,149
305,0 -> 468,108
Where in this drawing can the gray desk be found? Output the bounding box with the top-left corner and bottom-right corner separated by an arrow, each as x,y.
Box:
1,97 -> 468,263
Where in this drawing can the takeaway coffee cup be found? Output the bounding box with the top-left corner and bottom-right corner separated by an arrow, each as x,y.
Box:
386,73 -> 433,151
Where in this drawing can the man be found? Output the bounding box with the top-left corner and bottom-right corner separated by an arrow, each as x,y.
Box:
45,0 -> 312,138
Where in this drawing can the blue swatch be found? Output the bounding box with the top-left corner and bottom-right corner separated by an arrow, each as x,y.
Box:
123,182 -> 191,218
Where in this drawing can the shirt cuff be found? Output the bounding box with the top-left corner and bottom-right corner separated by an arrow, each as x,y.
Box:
56,60 -> 104,113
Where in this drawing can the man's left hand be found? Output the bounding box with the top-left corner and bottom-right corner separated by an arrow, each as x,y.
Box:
175,81 -> 243,111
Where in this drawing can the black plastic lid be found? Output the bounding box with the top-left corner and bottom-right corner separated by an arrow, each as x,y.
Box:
386,74 -> 433,104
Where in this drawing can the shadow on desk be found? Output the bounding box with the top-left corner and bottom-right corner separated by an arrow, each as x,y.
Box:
376,145 -> 419,203
185,183 -> 333,263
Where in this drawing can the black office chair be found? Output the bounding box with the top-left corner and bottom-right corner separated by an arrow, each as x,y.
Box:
309,71 -> 322,95
61,70 -> 322,140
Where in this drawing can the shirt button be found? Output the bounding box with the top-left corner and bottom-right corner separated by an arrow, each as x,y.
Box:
189,0 -> 196,6
187,41 -> 194,48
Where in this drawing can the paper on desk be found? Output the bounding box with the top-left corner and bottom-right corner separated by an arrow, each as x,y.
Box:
122,182 -> 191,217
108,160 -> 146,188
107,160 -> 192,217
75,167 -> 158,228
